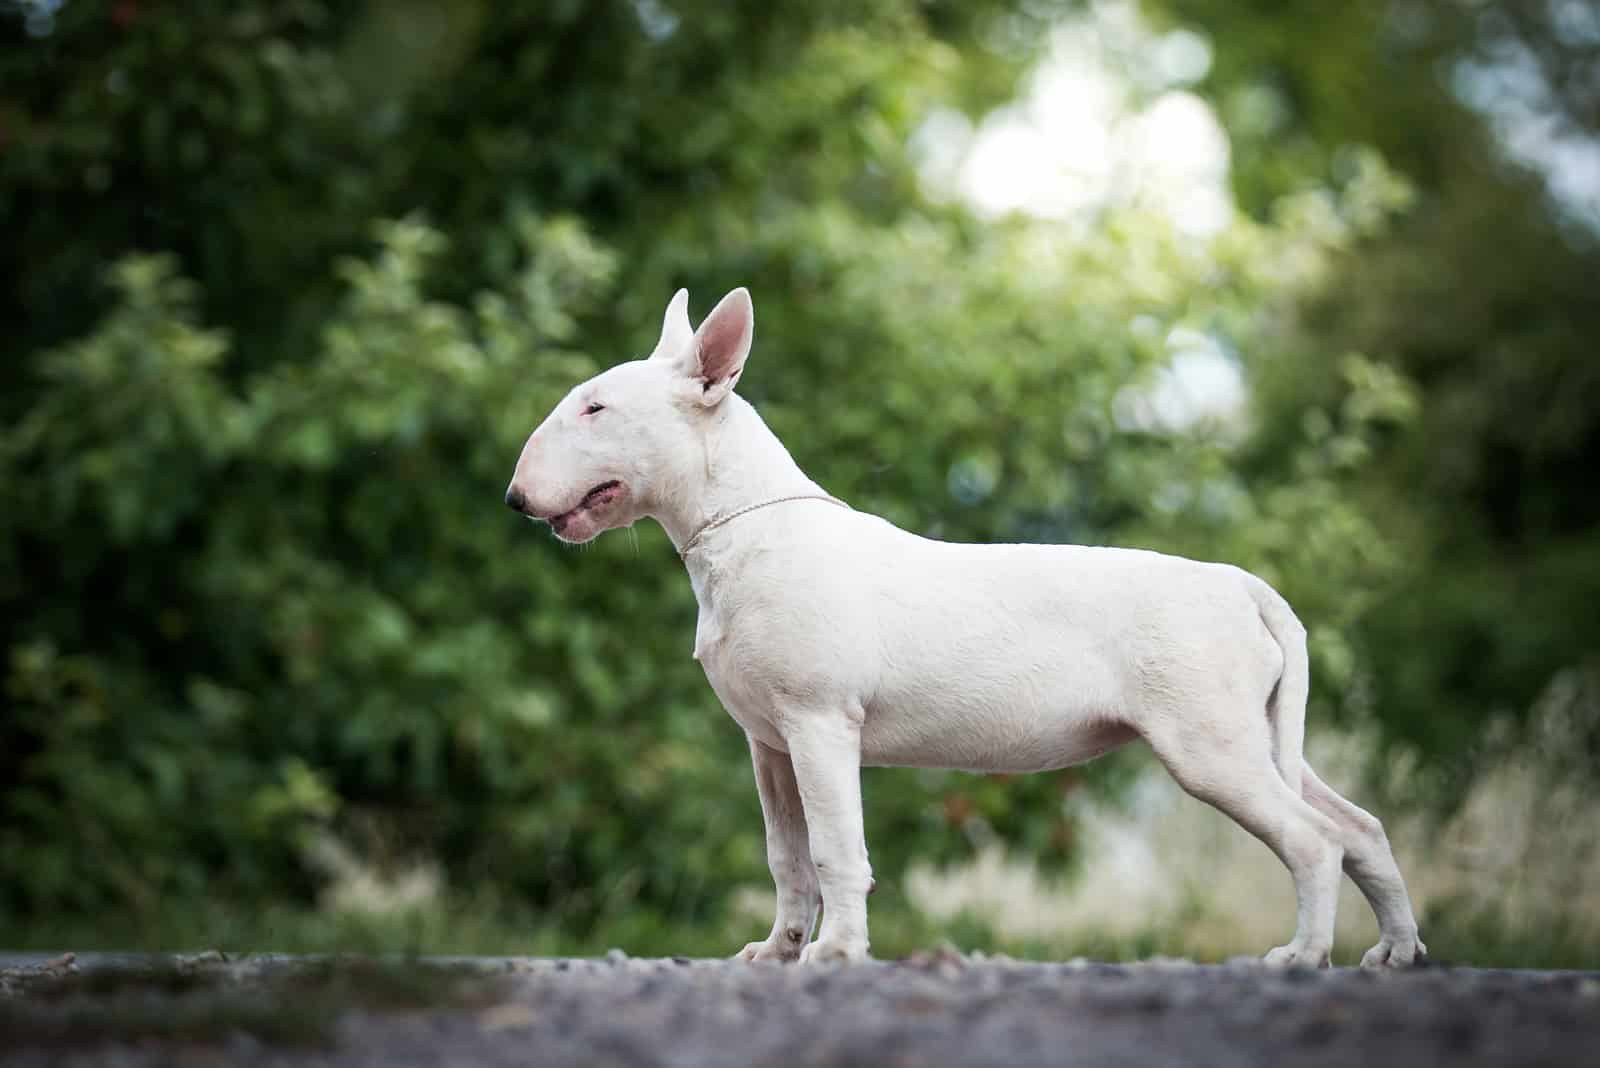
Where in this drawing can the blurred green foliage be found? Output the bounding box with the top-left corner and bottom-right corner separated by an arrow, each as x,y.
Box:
0,0 -> 1594,957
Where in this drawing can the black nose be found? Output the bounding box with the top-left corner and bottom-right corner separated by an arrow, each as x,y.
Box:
505,486 -> 527,513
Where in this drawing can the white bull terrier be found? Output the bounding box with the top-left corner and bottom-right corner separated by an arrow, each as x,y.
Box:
505,287 -> 1427,969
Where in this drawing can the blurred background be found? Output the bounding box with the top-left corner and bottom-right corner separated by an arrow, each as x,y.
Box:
2,0 -> 1597,967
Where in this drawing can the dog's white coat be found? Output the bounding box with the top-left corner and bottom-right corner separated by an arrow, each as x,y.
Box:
507,288 -> 1426,968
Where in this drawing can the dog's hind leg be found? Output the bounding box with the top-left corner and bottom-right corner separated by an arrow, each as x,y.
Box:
1301,766 -> 1427,968
1142,712 -> 1345,967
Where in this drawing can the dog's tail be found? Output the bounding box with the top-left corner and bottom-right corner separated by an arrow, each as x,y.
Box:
1245,572 -> 1308,796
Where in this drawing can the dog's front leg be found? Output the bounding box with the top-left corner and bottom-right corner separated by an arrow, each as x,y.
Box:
735,736 -> 820,962
784,709 -> 872,964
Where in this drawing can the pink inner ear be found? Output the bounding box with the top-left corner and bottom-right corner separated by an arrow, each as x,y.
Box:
697,305 -> 750,384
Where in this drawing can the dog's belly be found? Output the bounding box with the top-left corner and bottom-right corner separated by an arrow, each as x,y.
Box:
858,692 -> 1138,774
855,602 -> 1143,772
861,716 -> 1137,773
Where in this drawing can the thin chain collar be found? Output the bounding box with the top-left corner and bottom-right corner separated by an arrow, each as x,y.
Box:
678,494 -> 850,557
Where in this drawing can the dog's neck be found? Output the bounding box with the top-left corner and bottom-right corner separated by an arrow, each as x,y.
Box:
651,394 -> 824,556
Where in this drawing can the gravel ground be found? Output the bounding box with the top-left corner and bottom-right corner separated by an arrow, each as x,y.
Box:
3,951 -> 1598,1067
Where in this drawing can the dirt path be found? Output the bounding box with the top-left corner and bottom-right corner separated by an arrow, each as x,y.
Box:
3,952 -> 1597,1066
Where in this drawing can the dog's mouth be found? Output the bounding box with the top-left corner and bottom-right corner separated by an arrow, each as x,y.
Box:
547,480 -> 624,535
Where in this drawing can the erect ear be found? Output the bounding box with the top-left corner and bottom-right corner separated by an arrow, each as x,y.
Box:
687,287 -> 753,407
648,288 -> 694,363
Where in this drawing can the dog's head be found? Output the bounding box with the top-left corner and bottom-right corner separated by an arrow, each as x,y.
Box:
505,288 -> 754,543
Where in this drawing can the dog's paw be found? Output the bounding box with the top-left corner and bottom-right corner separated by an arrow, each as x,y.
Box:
734,937 -> 802,963
1360,932 -> 1427,969
799,936 -> 869,965
1263,942 -> 1331,969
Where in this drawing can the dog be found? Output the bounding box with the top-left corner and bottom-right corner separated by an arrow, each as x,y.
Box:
505,287 -> 1426,968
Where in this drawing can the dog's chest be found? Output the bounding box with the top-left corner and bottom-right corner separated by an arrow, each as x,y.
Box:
688,572 -> 790,749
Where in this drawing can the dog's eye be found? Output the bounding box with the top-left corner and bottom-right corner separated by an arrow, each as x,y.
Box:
582,402 -> 606,416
